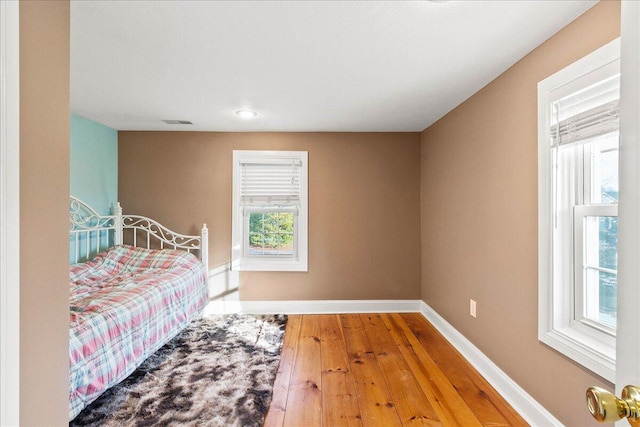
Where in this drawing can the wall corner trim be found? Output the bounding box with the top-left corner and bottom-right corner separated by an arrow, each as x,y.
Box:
419,301 -> 563,427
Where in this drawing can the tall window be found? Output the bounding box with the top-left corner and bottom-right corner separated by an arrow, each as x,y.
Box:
538,39 -> 619,381
232,150 -> 308,272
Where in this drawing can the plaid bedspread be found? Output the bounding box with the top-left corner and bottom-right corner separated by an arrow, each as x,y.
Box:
68,245 -> 208,420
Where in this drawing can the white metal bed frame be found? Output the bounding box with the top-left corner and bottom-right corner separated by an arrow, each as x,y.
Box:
69,196 -> 208,273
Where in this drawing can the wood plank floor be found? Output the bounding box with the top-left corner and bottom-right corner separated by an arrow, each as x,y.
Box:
264,313 -> 528,427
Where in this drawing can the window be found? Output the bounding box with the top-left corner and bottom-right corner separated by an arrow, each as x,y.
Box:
573,135 -> 618,333
231,150 -> 308,271
538,39 -> 619,382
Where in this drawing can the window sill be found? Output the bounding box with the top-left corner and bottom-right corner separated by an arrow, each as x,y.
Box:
539,326 -> 615,382
232,259 -> 308,272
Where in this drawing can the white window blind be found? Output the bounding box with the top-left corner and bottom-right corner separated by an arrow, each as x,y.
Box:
550,74 -> 620,147
240,158 -> 302,206
551,100 -> 619,146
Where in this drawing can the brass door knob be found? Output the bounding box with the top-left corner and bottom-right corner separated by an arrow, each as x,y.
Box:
587,385 -> 640,424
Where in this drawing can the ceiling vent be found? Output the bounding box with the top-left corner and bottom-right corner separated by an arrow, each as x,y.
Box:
162,120 -> 193,125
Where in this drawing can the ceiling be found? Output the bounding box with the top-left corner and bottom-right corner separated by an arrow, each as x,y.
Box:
70,0 -> 597,132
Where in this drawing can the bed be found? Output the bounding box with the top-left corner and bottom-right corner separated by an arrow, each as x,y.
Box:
68,197 -> 210,420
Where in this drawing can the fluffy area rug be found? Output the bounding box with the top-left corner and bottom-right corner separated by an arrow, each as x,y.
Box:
71,314 -> 288,427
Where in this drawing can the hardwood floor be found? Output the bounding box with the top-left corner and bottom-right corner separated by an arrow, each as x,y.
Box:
264,313 -> 527,427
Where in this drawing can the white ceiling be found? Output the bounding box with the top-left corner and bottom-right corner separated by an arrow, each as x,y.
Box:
70,0 -> 597,132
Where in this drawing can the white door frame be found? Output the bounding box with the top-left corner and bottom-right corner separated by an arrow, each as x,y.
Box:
616,1 -> 640,424
0,0 -> 20,425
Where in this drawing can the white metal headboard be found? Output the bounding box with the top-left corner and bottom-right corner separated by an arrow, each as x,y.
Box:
69,196 -> 208,273
69,197 -> 118,262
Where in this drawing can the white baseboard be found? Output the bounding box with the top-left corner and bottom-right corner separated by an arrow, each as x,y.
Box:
204,299 -> 422,316
419,301 -> 563,427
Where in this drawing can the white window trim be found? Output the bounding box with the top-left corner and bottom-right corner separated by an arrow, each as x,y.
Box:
0,1 -> 20,424
538,38 -> 620,383
231,150 -> 308,272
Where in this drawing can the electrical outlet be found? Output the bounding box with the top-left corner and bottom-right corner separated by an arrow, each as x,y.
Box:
470,299 -> 477,318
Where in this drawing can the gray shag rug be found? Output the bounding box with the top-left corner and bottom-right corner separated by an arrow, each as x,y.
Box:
70,314 -> 288,427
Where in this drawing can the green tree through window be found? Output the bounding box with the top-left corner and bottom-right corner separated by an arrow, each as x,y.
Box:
248,211 -> 294,255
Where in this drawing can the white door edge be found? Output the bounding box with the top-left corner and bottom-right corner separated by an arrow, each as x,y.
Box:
616,0 -> 640,414
0,1 -> 20,425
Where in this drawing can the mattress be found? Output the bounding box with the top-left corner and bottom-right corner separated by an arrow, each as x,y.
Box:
68,244 -> 208,420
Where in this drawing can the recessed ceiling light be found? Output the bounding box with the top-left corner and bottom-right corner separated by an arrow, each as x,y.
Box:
236,110 -> 258,119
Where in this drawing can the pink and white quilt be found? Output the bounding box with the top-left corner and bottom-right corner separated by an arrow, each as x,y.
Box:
68,245 -> 208,420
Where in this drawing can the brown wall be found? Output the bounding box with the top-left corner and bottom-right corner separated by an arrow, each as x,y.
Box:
19,1 -> 70,425
118,132 -> 422,300
420,1 -> 619,426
